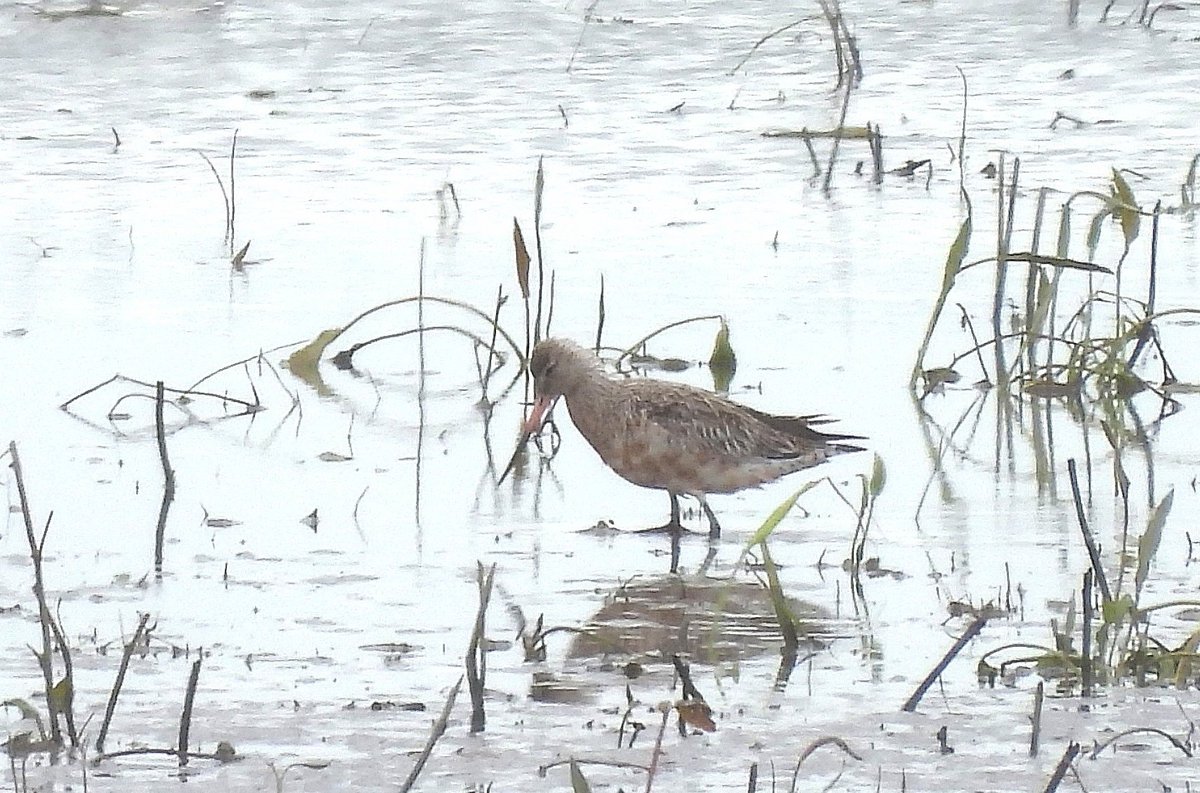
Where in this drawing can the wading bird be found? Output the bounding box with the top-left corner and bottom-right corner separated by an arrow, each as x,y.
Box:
523,338 -> 863,538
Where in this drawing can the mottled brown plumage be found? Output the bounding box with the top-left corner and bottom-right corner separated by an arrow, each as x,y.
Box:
523,338 -> 863,537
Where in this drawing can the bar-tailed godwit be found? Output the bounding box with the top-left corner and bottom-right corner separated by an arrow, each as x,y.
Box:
523,338 -> 863,538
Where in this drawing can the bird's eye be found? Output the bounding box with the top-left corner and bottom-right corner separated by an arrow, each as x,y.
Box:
542,361 -> 557,378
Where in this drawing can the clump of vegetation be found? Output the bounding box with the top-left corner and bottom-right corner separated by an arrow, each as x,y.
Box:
912,156 -> 1199,420
908,132 -> 1200,723
979,445 -> 1192,696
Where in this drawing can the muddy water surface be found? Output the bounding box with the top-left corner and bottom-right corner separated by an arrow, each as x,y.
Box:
2,0 -> 1200,790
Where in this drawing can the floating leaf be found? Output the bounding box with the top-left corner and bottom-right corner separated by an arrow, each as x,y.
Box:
1027,269 -> 1053,340
943,217 -> 971,294
534,156 -> 545,225
1085,210 -> 1106,260
1135,489 -> 1174,594
301,508 -> 319,533
513,218 -> 531,299
911,215 -> 970,389
675,699 -> 717,732
568,758 -> 591,793
1174,627 -> 1200,689
49,678 -> 72,712
868,454 -> 887,497
286,328 -> 342,395
1023,380 -> 1076,398
922,367 -> 961,388
231,239 -> 251,268
1101,593 -> 1135,625
1062,595 -> 1077,640
708,320 -> 737,392
1111,168 -> 1141,246
761,126 -> 872,139
1055,205 -> 1072,258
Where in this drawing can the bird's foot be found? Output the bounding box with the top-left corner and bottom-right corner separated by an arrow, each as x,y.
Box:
633,520 -> 696,535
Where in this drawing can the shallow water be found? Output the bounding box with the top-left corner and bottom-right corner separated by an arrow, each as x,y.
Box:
3,0 -> 1200,790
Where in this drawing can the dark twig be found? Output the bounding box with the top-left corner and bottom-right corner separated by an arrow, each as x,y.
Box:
9,442 -> 63,746
728,16 -> 814,74
615,315 -> 725,368
671,654 -> 702,702
822,41 -> 855,194
228,130 -> 239,250
1088,726 -> 1193,759
197,152 -> 231,242
187,340 -> 307,394
97,746 -> 228,762
1029,681 -> 1044,757
332,326 -> 511,373
465,562 -> 496,733
788,736 -> 863,793
96,612 -> 152,754
643,703 -> 671,793
594,274 -> 606,354
154,382 -> 176,575
1068,458 -> 1112,602
566,0 -> 598,72
1041,741 -> 1080,793
538,757 -> 650,777
1082,569 -> 1094,696
398,676 -> 464,793
59,373 -> 262,417
481,286 -> 505,399
902,615 -> 988,712
177,654 -> 202,767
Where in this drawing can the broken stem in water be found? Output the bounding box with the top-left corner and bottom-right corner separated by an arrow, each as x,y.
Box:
96,612 -> 153,755
901,615 -> 988,712
643,702 -> 671,793
465,562 -> 496,733
154,381 -> 175,576
398,676 -> 464,793
177,654 -> 202,767
8,442 -> 65,747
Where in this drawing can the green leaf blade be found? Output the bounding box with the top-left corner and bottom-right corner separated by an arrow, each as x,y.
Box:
1135,489 -> 1174,594
745,482 -> 818,548
569,758 -> 592,793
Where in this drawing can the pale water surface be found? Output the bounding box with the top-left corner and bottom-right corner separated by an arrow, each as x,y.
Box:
2,0 -> 1200,790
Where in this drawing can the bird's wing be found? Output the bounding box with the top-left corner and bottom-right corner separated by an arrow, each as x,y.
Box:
624,380 -> 801,460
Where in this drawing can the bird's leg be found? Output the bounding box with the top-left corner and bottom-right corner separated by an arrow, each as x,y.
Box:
699,497 -> 721,539
635,492 -> 685,533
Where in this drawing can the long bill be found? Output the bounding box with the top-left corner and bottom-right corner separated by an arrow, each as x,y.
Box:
522,395 -> 556,435
498,394 -> 559,486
